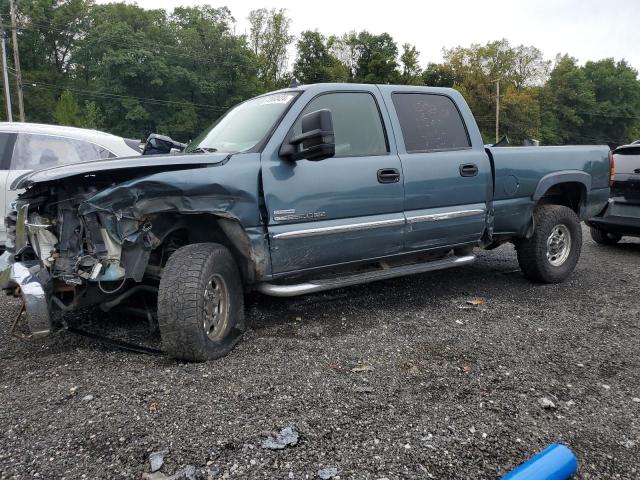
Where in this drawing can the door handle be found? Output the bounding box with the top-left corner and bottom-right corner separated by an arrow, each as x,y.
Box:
459,163 -> 479,177
377,168 -> 400,184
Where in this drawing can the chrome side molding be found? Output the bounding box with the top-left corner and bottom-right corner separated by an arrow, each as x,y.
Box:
273,209 -> 485,240
272,217 -> 405,240
406,209 -> 485,224
256,254 -> 475,297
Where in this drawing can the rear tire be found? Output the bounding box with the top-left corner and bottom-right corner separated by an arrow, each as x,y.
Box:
590,227 -> 622,245
158,243 -> 245,362
516,205 -> 582,283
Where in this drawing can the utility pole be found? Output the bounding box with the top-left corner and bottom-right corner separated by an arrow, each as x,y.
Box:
9,0 -> 24,121
495,78 -> 500,144
0,31 -> 12,122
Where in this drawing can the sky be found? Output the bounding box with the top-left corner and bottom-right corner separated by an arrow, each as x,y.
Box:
101,0 -> 640,73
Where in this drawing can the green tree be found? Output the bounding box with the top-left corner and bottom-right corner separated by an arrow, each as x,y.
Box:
16,0 -> 91,74
501,85 -> 541,142
248,8 -> 293,90
328,32 -> 359,80
169,6 -> 259,109
293,30 -> 348,84
65,3 -> 175,136
539,55 -> 597,144
400,43 -> 421,84
582,59 -> 640,144
53,90 -> 82,126
422,62 -> 458,87
440,39 -> 548,143
81,101 -> 105,130
352,31 -> 399,84
8,1 -> 640,146
158,103 -> 198,142
328,31 -> 400,83
12,0 -> 93,123
72,3 -> 258,138
512,45 -> 550,89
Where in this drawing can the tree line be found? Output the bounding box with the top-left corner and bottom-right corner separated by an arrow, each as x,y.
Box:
1,1 -> 639,146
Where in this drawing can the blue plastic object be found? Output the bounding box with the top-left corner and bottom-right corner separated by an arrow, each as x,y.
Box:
502,444 -> 578,480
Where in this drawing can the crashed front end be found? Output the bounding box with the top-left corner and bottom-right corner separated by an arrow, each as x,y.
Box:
0,182 -> 160,337
0,152 -> 266,339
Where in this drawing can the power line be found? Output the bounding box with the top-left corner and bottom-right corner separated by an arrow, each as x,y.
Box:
573,109 -> 640,119
23,81 -> 235,113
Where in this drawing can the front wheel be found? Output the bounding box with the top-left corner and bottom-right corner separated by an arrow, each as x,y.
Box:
158,243 -> 245,362
516,205 -> 582,283
590,227 -> 622,245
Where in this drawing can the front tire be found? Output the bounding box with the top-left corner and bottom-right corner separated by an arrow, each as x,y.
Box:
516,205 -> 582,283
590,227 -> 621,245
158,243 -> 245,362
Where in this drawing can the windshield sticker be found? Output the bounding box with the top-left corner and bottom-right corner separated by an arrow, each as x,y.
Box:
260,94 -> 294,105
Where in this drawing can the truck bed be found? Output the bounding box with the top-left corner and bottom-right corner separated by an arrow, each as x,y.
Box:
488,145 -> 611,236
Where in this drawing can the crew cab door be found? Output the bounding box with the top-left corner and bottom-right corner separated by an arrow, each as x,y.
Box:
261,87 -> 405,274
381,88 -> 492,250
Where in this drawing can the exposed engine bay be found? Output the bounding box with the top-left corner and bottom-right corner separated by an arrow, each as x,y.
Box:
1,152 -> 268,339
16,183 -> 158,288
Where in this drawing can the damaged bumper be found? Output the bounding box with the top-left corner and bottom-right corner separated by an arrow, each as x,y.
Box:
0,252 -> 52,337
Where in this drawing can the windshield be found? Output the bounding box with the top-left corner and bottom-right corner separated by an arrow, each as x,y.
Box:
187,92 -> 298,153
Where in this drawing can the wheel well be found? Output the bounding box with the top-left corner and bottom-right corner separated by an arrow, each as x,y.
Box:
148,213 -> 266,284
537,182 -> 586,215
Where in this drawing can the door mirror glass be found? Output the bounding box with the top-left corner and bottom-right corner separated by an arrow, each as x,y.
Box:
281,109 -> 335,161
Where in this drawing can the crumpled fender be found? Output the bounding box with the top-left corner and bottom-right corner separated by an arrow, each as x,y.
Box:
76,152 -> 270,281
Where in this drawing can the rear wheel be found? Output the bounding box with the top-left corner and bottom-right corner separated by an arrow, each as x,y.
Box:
158,243 -> 245,362
516,205 -> 582,283
590,227 -> 622,245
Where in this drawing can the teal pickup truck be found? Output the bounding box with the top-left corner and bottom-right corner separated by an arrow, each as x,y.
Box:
0,83 -> 611,361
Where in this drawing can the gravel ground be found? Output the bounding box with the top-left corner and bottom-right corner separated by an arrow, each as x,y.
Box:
0,225 -> 639,479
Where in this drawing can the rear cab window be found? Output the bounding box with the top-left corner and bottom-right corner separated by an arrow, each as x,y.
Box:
10,133 -> 113,170
392,93 -> 470,153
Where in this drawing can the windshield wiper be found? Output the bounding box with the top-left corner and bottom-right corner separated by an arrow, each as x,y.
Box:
190,147 -> 218,153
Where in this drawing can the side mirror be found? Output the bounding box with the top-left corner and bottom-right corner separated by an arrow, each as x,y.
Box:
142,133 -> 187,155
280,109 -> 335,161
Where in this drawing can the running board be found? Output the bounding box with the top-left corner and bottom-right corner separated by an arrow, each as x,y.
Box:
256,254 -> 475,297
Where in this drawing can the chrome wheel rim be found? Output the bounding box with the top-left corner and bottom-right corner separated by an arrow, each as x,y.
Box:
203,274 -> 229,340
547,224 -> 571,266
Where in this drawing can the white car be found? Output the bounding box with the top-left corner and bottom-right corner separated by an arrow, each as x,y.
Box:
0,122 -> 141,246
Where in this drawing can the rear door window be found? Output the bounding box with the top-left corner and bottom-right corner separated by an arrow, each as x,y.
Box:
392,93 -> 470,152
10,133 -> 113,170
